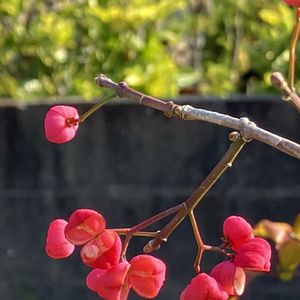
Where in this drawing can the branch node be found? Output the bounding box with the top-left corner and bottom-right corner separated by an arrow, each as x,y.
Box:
174,105 -> 183,117
117,81 -> 128,98
179,105 -> 194,120
119,81 -> 128,88
163,101 -> 176,118
239,117 -> 255,142
139,95 -> 145,104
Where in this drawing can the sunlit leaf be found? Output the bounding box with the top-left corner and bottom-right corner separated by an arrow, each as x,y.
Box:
293,213 -> 300,236
254,219 -> 292,246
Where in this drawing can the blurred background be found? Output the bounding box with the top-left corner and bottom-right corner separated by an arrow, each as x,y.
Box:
0,0 -> 298,102
0,0 -> 300,300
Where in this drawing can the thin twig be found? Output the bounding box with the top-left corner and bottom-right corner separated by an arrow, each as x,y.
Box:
112,229 -> 158,238
188,210 -> 206,273
80,93 -> 116,122
120,203 -> 185,259
95,74 -> 300,160
288,7 -> 300,92
271,72 -> 300,113
95,74 -> 176,116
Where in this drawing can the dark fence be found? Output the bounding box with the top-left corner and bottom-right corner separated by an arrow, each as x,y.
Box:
0,96 -> 299,300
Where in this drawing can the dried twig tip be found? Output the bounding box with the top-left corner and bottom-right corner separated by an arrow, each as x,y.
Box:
270,72 -> 286,89
94,74 -> 108,86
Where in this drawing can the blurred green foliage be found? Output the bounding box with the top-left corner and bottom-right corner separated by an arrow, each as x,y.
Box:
0,0 -> 297,102
254,215 -> 300,282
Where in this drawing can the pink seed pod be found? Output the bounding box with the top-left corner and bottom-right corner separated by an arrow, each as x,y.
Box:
128,255 -> 166,298
234,237 -> 271,272
284,0 -> 300,6
86,262 -> 131,300
223,215 -> 254,250
45,219 -> 75,259
180,273 -> 229,300
81,229 -> 122,269
44,105 -> 79,144
210,261 -> 246,296
65,209 -> 106,245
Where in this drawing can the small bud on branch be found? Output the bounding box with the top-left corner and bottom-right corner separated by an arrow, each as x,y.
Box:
271,72 -> 300,113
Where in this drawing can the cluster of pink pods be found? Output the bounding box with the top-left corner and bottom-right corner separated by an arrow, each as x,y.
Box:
180,216 -> 271,300
46,213 -> 271,300
46,209 -> 166,300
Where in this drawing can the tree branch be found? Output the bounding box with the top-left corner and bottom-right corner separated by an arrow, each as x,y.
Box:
95,74 -> 300,160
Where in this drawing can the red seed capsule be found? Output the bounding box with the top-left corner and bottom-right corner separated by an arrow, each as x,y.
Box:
81,229 -> 122,269
210,261 -> 246,296
128,255 -> 166,298
65,209 -> 106,245
234,237 -> 271,272
223,215 -> 254,250
46,219 -> 75,259
180,273 -> 228,300
44,105 -> 79,144
86,262 -> 131,300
